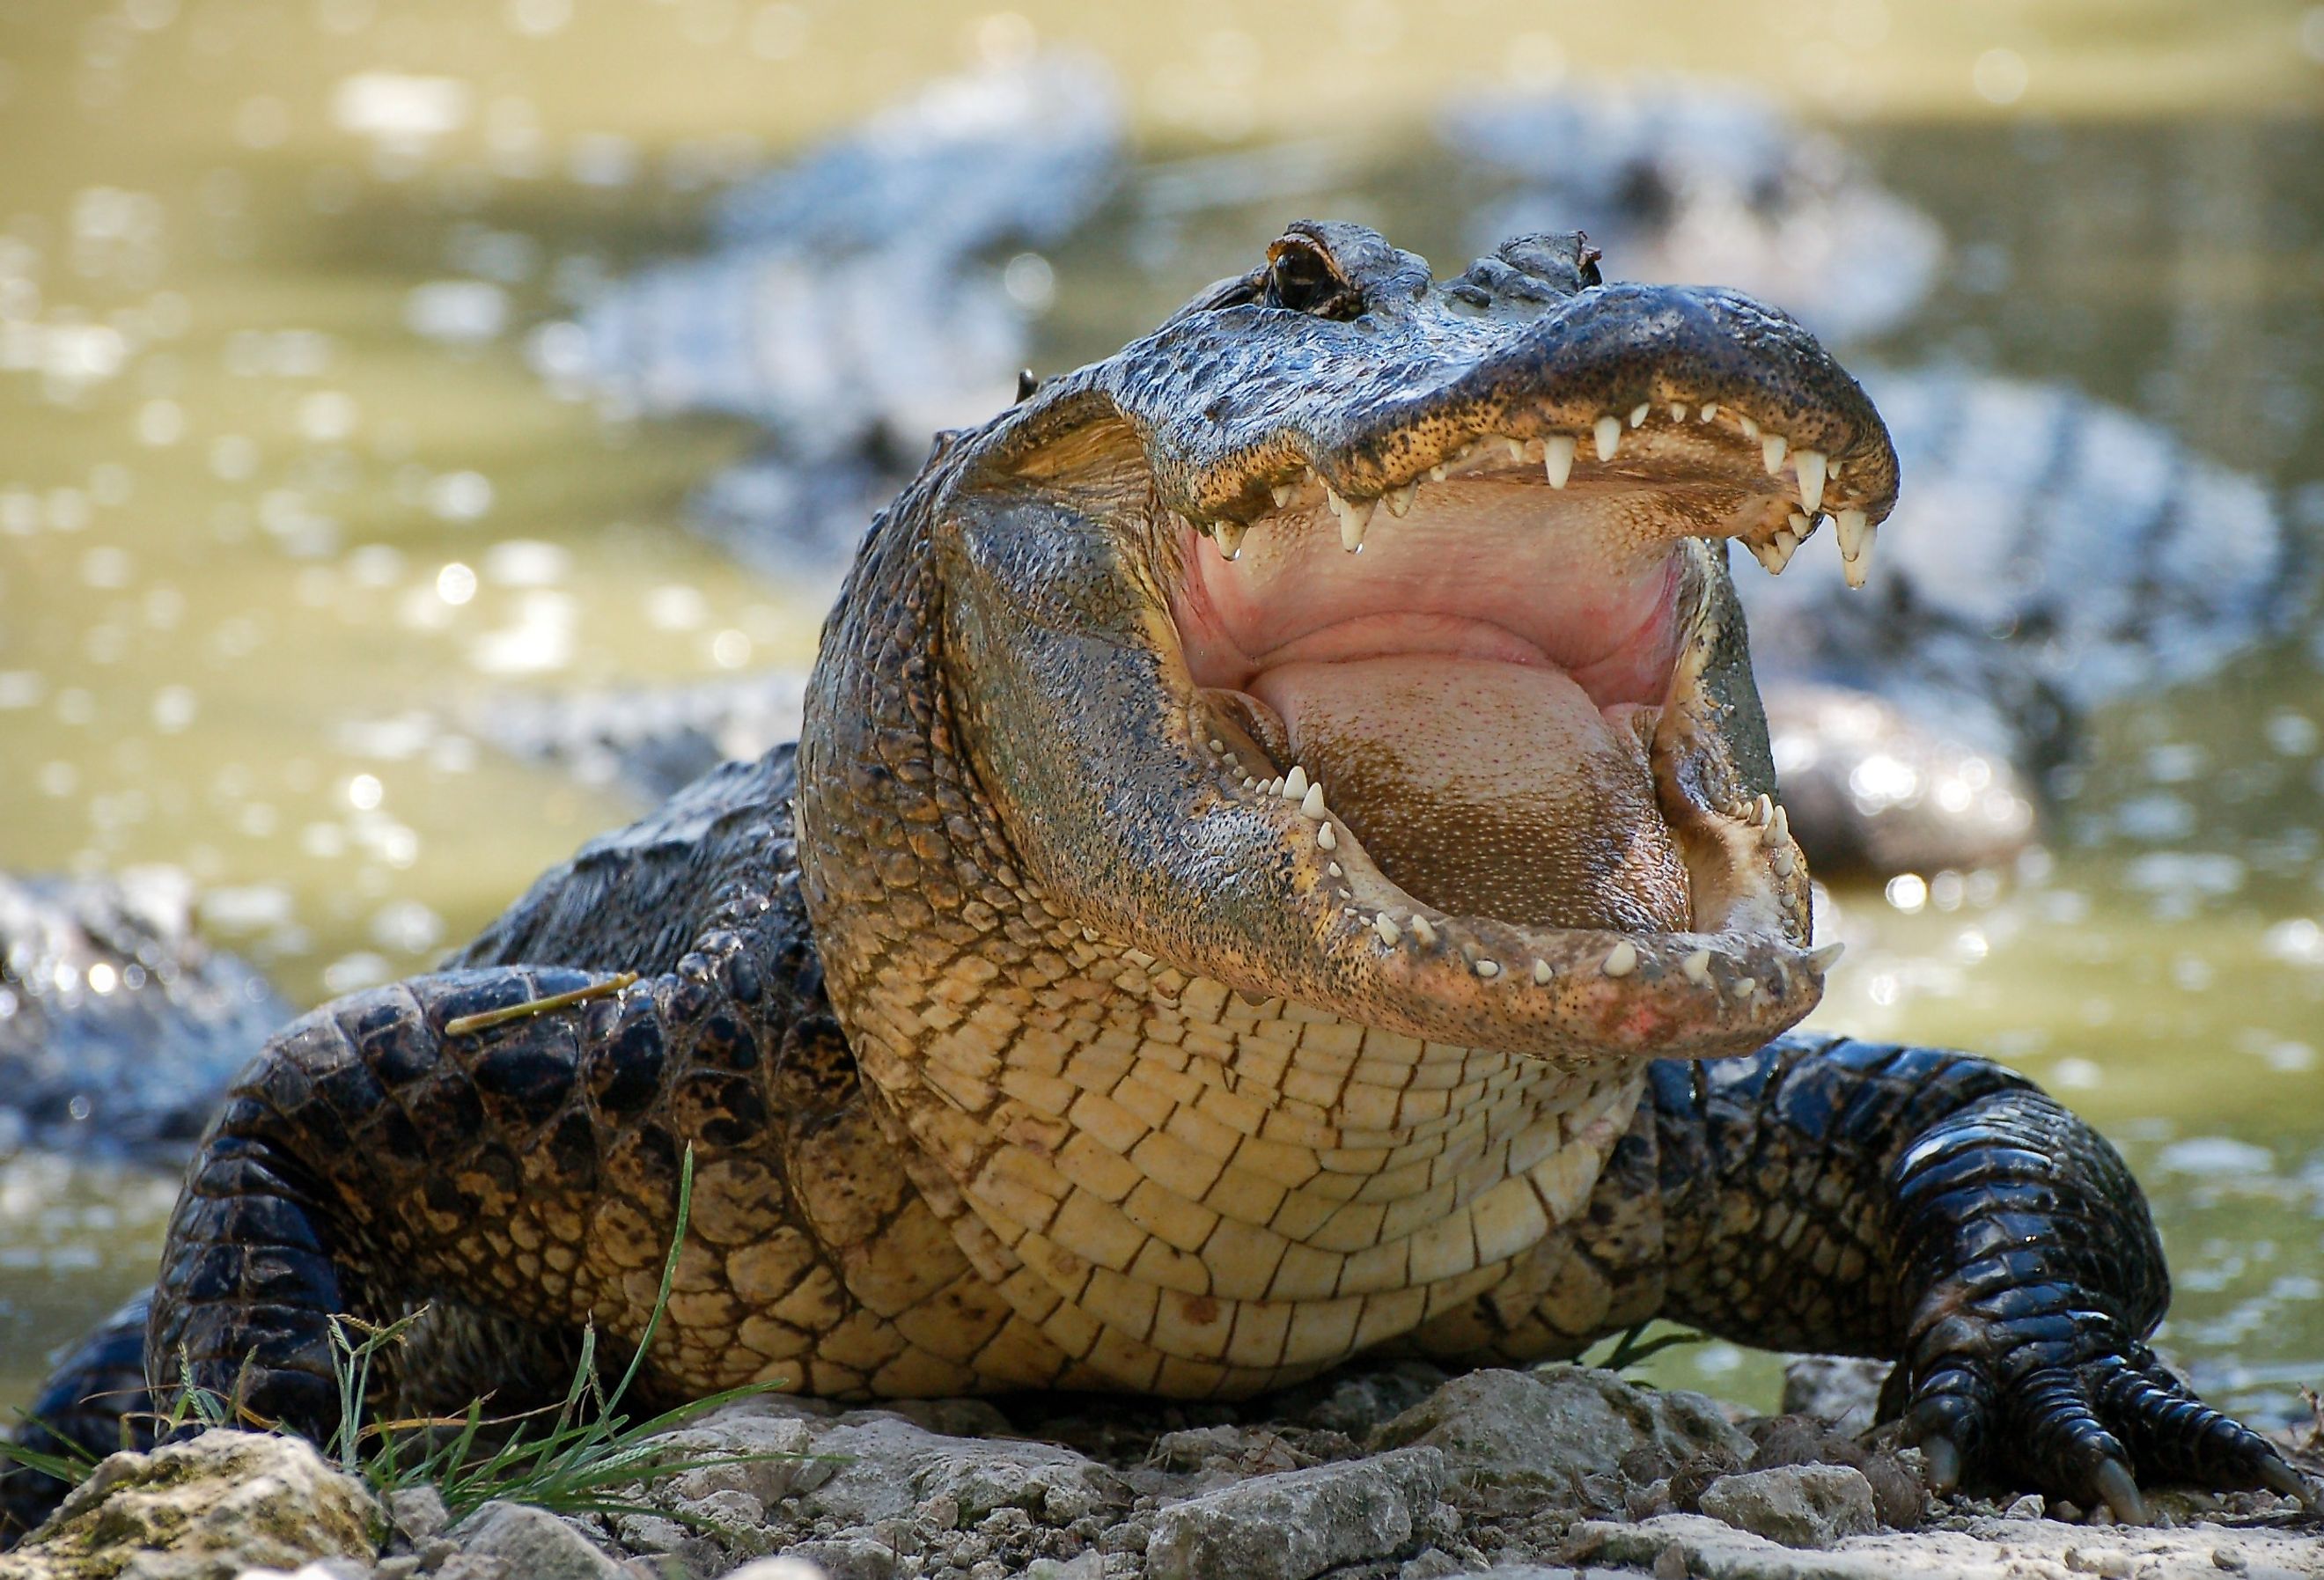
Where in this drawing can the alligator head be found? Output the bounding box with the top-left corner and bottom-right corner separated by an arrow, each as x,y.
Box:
800,222 -> 1898,1069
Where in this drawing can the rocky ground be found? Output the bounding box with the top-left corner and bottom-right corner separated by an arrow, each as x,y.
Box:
3,1363 -> 2316,1580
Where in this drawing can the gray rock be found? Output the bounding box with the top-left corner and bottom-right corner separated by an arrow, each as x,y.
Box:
1144,1445 -> 1445,1580
782,1536 -> 897,1580
385,1484 -> 449,1541
1374,1365 -> 1752,1506
1571,1511 -> 2324,1579
1020,1554 -> 1102,1580
647,1410 -> 822,1507
1697,1465 -> 1879,1548
0,1429 -> 378,1580
792,1413 -> 1127,1528
725,1561 -> 837,1580
450,1501 -> 627,1580
1776,1358 -> 1889,1432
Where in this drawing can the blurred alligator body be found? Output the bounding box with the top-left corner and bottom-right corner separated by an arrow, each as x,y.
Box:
0,868 -> 291,1161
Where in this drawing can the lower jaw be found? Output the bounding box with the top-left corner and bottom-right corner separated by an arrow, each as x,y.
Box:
1188,699 -> 1820,1063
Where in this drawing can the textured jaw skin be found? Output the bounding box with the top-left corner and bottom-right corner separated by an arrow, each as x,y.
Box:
849,223 -> 1896,1066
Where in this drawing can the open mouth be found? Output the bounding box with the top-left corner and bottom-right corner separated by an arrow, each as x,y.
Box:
1161,398 -> 1881,1056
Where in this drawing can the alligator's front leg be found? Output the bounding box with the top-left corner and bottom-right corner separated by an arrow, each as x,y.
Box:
1648,1033 -> 2307,1518
146,944 -> 827,1442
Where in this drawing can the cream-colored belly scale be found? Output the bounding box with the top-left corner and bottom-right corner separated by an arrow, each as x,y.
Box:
789,932 -> 1649,1400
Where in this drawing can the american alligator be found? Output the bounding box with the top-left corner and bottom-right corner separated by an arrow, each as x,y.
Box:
0,868 -> 290,1161
524,75 -> 2302,878
559,51 -> 1122,586
1442,76 -> 1945,344
9,222 -> 2306,1543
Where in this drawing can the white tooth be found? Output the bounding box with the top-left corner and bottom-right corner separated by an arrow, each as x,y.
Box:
1282,765 -> 1308,799
1735,977 -> 1758,999
1754,793 -> 1774,827
1766,528 -> 1799,574
1207,738 -> 1223,752
1602,940 -> 1638,978
1840,515 -> 1876,590
1427,464 -> 1447,482
1835,507 -> 1869,558
1543,434 -> 1575,489
1842,538 -> 1874,589
1216,519 -> 1247,560
1593,415 -> 1622,462
1794,449 -> 1826,514
1475,959 -> 1501,978
1505,437 -> 1526,460
1326,488 -> 1374,552
1789,511 -> 1817,541
1761,433 -> 1787,475
1771,849 -> 1798,878
1669,402 -> 1688,423
1270,481 -> 1296,508
1532,959 -> 1553,985
1744,538 -> 1781,573
1327,862 -> 1342,877
1384,481 -> 1416,518
1300,783 -> 1326,819
1317,822 -> 1336,850
1806,940 -> 1844,973
1681,947 -> 1713,986
1373,913 -> 1400,946
1627,402 -> 1649,428
1768,805 -> 1789,846
1240,776 -> 1256,790
1410,915 -> 1437,946
1739,415 -> 1760,440
1699,402 -> 1718,423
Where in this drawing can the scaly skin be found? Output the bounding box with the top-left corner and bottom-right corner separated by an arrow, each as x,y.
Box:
4,224 -> 2304,1541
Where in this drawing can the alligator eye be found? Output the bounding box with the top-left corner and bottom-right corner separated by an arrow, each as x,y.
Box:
1264,235 -> 1362,319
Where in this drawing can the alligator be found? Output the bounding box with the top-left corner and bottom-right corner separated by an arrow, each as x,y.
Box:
559,50 -> 1122,588
0,867 -> 291,1162
1441,75 -> 1945,344
7,221 -> 2306,1544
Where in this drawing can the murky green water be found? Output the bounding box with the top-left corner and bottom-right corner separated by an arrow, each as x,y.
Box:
3,0 -> 2320,1428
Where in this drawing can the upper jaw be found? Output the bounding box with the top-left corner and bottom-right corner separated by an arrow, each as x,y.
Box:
1134,279 -> 1898,590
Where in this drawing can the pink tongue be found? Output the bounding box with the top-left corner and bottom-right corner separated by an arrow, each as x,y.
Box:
1247,657 -> 1692,932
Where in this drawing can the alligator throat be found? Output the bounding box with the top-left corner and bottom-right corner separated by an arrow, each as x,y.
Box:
1177,475 -> 1705,934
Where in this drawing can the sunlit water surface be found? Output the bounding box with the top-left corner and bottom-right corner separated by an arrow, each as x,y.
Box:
2,0 -> 2320,1429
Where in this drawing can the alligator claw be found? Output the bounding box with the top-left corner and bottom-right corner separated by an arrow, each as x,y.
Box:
2091,1458 -> 2148,1526
1920,1434 -> 1960,1496
2257,1455 -> 2315,1508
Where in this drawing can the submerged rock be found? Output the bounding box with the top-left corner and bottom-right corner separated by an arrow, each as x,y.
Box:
0,867 -> 290,1159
